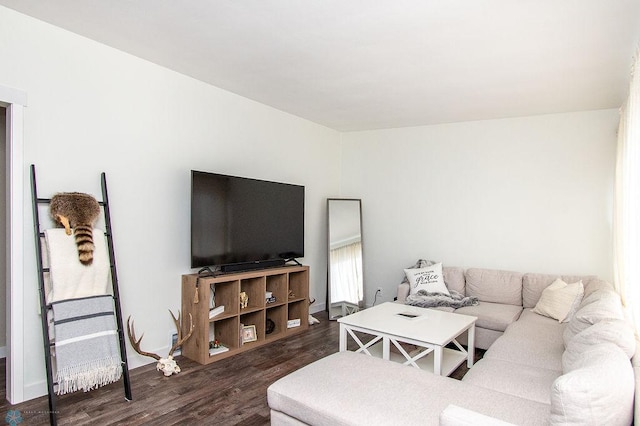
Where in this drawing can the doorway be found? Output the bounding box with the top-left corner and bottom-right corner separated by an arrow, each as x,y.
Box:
0,106 -> 7,394
1,85 -> 27,404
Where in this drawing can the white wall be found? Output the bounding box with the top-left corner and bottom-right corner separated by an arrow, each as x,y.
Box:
0,7 -> 340,400
341,110 -> 619,304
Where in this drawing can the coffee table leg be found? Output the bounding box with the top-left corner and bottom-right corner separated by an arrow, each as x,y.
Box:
467,324 -> 475,368
383,337 -> 390,360
339,323 -> 347,351
434,346 -> 442,375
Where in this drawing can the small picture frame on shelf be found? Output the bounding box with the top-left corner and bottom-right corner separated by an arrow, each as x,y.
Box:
242,324 -> 257,343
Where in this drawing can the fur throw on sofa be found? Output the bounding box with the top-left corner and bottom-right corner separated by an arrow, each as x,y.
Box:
405,290 -> 478,309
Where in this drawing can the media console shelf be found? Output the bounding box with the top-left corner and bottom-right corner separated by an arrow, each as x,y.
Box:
181,265 -> 309,364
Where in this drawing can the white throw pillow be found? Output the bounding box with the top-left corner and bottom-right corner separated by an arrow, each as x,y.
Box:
404,263 -> 450,296
531,278 -> 583,322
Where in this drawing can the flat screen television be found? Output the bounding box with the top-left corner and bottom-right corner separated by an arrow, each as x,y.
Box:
191,170 -> 305,271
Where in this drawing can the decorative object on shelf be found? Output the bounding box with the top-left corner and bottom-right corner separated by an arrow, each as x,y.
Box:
208,344 -> 229,355
209,305 -> 224,319
49,192 -> 101,265
266,296 -> 276,304
288,290 -> 295,299
210,339 -> 220,349
266,318 -> 275,334
287,318 -> 301,328
127,309 -> 194,376
242,324 -> 257,342
240,291 -> 249,309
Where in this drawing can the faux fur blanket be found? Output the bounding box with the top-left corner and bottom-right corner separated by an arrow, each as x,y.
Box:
405,290 -> 479,309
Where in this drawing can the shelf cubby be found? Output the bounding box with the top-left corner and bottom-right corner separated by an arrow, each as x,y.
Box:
265,304 -> 287,340
266,273 -> 287,306
211,316 -> 240,350
240,276 -> 266,311
240,310 -> 265,342
289,270 -> 309,302
286,300 -> 307,333
210,280 -> 240,317
181,265 -> 309,365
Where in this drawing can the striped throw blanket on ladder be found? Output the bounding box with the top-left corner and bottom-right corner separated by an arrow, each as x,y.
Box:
52,295 -> 123,395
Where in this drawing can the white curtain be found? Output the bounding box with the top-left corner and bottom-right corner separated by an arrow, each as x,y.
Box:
614,50 -> 640,333
330,242 -> 363,304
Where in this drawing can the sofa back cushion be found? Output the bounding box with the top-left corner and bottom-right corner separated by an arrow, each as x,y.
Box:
563,320 -> 636,368
443,267 -> 465,295
551,343 -> 634,425
582,278 -> 613,298
563,290 -> 624,346
465,268 -> 522,306
522,273 -> 597,309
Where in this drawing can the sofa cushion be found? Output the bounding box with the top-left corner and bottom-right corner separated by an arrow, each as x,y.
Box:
582,278 -> 614,299
563,290 -> 624,346
454,302 -> 522,332
439,405 -> 518,426
455,326 -> 503,351
483,309 -> 564,371
443,266 -> 465,295
522,273 -> 595,309
531,279 -> 583,323
563,320 -> 636,366
578,287 -> 619,310
405,263 -> 450,295
465,268 -> 523,306
550,343 -> 634,426
462,358 -> 560,404
632,342 -> 640,423
268,351 -> 550,426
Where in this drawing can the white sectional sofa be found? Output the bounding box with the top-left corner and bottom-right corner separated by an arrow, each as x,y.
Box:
397,267 -> 603,350
268,268 -> 639,425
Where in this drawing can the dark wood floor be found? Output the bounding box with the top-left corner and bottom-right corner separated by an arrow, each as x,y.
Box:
0,311 -> 483,425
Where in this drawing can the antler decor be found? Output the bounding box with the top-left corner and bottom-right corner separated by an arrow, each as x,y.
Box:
127,309 -> 194,376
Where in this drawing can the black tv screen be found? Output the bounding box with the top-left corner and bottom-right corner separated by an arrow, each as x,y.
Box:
191,170 -> 305,269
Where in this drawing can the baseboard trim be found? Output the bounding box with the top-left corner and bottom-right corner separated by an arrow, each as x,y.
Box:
23,380 -> 47,401
310,303 -> 325,314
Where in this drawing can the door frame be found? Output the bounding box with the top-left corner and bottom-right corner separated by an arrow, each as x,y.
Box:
1,84 -> 27,404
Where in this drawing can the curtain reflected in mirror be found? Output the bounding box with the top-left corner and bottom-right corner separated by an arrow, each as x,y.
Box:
327,199 -> 363,320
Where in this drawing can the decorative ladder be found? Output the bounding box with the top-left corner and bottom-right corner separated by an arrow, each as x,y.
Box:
30,164 -> 132,425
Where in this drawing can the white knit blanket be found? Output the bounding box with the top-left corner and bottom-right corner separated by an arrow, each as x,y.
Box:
52,295 -> 122,395
44,228 -> 110,303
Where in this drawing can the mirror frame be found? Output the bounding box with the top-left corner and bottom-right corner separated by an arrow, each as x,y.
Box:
326,198 -> 364,320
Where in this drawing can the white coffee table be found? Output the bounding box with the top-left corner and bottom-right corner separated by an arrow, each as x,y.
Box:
338,302 -> 477,376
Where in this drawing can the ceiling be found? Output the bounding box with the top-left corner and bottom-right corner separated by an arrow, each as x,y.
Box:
1,1 -> 639,132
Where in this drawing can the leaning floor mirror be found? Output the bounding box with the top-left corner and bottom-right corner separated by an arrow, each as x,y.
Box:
327,198 -> 364,320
